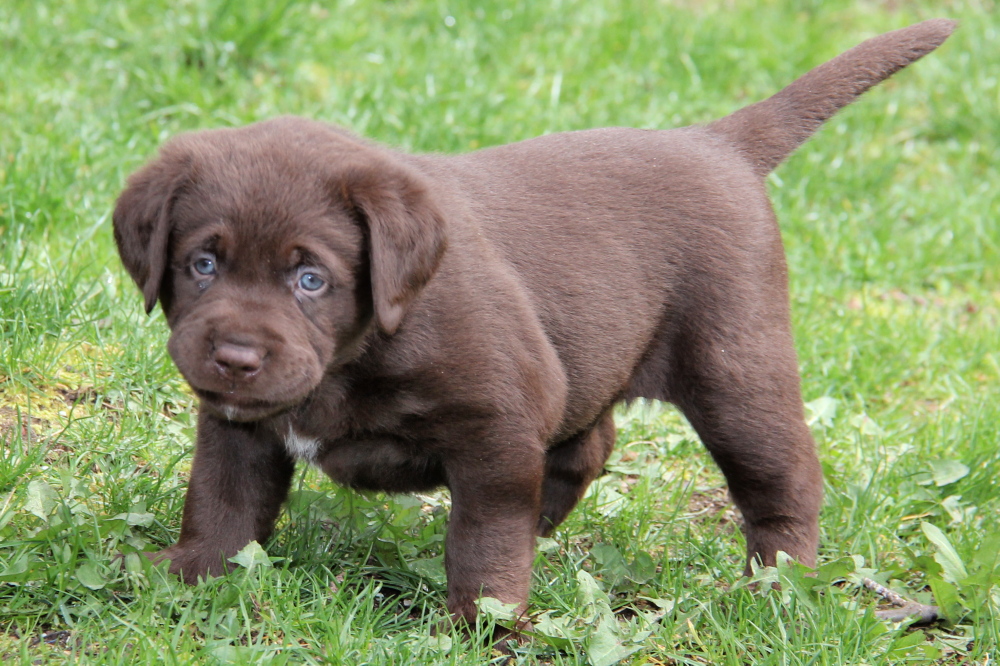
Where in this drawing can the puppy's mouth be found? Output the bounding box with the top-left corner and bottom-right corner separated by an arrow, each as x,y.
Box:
193,388 -> 297,422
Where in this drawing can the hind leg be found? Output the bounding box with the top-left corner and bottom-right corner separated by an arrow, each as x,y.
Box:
537,411 -> 616,536
672,328 -> 823,572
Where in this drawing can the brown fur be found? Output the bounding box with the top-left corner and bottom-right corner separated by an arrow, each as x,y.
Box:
113,20 -> 955,625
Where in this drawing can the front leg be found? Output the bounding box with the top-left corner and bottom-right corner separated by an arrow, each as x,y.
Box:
443,439 -> 545,625
151,412 -> 295,583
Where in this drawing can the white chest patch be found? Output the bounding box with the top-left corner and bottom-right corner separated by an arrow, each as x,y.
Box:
284,427 -> 321,461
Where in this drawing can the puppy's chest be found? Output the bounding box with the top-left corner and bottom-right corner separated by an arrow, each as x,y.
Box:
282,426 -> 324,460
282,425 -> 445,493
279,385 -> 447,493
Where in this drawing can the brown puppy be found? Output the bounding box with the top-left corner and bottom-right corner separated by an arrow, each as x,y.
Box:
113,20 -> 955,625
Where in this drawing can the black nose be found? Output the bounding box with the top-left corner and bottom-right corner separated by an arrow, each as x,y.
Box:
212,342 -> 264,380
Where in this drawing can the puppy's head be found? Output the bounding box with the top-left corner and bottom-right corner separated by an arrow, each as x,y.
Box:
113,117 -> 447,421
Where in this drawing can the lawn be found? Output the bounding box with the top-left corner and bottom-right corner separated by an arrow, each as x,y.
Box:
1,0 -> 998,663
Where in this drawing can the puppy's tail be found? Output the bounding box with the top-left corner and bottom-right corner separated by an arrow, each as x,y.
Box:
708,19 -> 956,177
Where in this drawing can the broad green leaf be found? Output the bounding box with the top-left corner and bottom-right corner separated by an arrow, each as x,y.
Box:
0,506 -> 14,532
536,536 -> 560,553
425,633 -> 452,651
212,583 -> 241,611
75,561 -> 107,590
628,551 -> 656,584
849,413 -> 884,436
111,511 -> 155,526
409,554 -> 446,585
209,645 -> 253,664
475,596 -> 519,622
888,629 -> 928,656
928,460 -> 970,487
531,611 -> 579,647
25,480 -> 58,522
920,644 -> 944,660
228,541 -> 273,571
123,552 -> 145,577
638,596 -> 675,613
921,523 -> 968,583
124,534 -> 150,551
928,578 -> 964,624
804,396 -> 838,427
864,621 -> 890,642
0,554 -> 30,582
591,543 -> 629,586
576,569 -> 606,609
591,543 -> 623,566
970,534 -> 1000,578
815,555 -> 860,584
586,617 -> 642,666
746,560 -> 780,590
586,479 -> 626,518
941,495 -> 974,524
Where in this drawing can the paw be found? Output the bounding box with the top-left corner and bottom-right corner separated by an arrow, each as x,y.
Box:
142,544 -> 230,584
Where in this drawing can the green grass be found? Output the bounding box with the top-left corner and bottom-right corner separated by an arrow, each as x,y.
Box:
2,0 -> 998,663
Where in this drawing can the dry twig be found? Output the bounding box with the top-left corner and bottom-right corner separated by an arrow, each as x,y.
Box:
862,577 -> 941,624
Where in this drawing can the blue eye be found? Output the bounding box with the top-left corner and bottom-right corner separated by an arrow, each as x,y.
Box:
298,272 -> 325,292
193,255 -> 217,276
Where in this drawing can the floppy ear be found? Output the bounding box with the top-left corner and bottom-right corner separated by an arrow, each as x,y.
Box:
342,160 -> 448,335
113,156 -> 188,314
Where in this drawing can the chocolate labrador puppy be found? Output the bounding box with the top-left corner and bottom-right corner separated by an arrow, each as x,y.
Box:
114,20 -> 954,625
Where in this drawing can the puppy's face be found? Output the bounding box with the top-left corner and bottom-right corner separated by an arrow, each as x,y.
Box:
164,174 -> 369,421
114,118 -> 447,422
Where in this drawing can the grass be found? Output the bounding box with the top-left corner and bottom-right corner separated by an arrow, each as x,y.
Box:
1,0 -> 998,663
